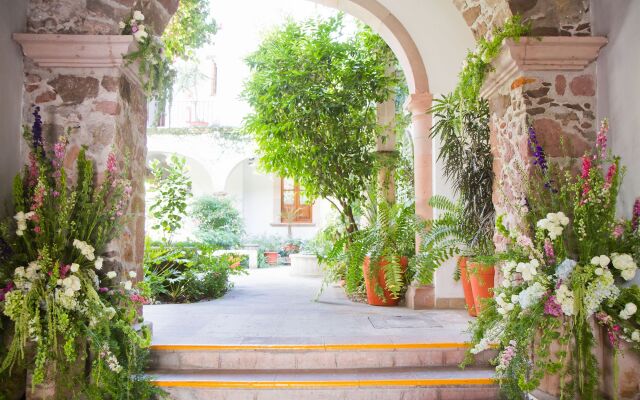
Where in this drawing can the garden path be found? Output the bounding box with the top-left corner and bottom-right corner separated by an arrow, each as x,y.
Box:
144,267 -> 472,345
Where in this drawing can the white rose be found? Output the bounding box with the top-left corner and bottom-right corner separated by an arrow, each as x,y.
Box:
594,267 -> 603,276
632,330 -> 640,342
133,10 -> 145,21
95,257 -> 103,270
123,281 -> 132,290
107,271 -> 117,279
621,267 -> 637,281
119,21 -> 126,29
625,303 -> 637,316
70,263 -> 79,273
128,271 -> 137,279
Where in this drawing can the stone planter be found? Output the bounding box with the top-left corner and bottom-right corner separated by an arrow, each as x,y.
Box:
289,254 -> 322,277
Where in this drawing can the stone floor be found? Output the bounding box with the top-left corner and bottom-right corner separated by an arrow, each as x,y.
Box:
144,267 -> 473,345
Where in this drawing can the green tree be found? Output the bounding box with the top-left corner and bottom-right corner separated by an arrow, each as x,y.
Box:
148,155 -> 193,241
191,196 -> 244,249
162,0 -> 218,62
242,15 -> 399,234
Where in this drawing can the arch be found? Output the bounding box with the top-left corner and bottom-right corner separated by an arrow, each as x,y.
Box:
311,0 -> 429,94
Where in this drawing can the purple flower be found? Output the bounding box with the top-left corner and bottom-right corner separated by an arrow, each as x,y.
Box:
32,106 -> 43,154
99,287 -> 109,293
613,224 -> 624,239
632,198 -> 640,232
528,126 -> 547,172
544,239 -> 556,265
544,295 -> 562,317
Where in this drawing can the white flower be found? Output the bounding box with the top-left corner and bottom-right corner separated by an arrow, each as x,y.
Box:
62,275 -> 81,292
595,268 -> 603,276
107,271 -> 117,279
123,280 -> 132,291
584,269 -> 619,316
14,266 -> 25,278
95,257 -> 103,270
518,282 -> 547,309
133,29 -> 148,42
612,253 -> 637,281
516,260 -> 538,282
556,284 -> 575,316
620,303 -> 638,320
495,293 -> 515,315
119,21 -> 126,29
591,255 -> 611,268
537,212 -> 569,240
14,211 -> 34,236
73,239 -> 96,261
632,330 -> 640,342
556,259 -> 577,281
105,306 -> 116,320
70,263 -> 79,273
128,271 -> 137,279
133,10 -> 145,21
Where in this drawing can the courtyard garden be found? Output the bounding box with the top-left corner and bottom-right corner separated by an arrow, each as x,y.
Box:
0,0 -> 639,399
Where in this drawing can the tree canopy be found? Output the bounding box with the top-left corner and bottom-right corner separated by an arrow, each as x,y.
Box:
242,15 -> 399,232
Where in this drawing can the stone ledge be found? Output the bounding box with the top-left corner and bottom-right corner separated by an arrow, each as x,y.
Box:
13,33 -> 134,68
481,36 -> 608,98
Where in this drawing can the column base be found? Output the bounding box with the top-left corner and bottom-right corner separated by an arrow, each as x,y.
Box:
404,284 -> 435,309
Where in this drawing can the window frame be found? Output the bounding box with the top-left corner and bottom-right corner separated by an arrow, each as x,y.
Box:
280,178 -> 313,223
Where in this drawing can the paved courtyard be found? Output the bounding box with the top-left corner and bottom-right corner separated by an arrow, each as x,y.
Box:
144,267 -> 473,345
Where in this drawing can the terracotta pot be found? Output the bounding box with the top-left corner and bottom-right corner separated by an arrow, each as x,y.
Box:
468,261 -> 495,313
264,251 -> 278,266
363,256 -> 408,307
458,257 -> 477,317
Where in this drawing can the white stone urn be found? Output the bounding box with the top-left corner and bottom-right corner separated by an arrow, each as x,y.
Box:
289,253 -> 322,277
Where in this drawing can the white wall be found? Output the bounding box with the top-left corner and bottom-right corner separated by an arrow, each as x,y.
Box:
592,0 -> 640,219
592,0 -> 640,286
379,0 -> 475,299
225,159 -> 333,240
0,0 -> 27,217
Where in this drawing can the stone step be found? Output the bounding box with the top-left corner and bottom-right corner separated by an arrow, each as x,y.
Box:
149,367 -> 499,400
149,342 -> 496,371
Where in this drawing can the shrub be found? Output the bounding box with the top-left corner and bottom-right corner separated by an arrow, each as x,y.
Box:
191,196 -> 244,249
142,240 -> 247,303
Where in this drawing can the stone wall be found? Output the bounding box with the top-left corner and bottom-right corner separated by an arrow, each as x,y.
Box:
21,60 -> 148,279
27,0 -> 177,35
452,0 -> 591,39
490,65 -> 598,236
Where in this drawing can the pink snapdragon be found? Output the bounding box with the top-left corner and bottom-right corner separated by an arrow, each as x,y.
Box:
596,119 -> 609,159
604,163 -> 617,189
107,153 -> 118,175
613,224 -> 624,239
543,239 -> 556,265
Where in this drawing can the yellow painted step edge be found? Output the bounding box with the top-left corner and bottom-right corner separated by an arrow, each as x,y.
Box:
150,342 -> 473,351
153,378 -> 496,389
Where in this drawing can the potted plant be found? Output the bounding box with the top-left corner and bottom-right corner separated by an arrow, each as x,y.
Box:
349,200 -> 418,306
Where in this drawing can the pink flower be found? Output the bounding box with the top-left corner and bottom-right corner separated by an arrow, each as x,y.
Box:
52,190 -> 60,198
544,239 -> 556,265
98,287 -> 109,293
581,155 -> 592,179
596,119 -> 608,158
107,153 -> 118,175
33,226 -> 41,234
632,198 -> 640,232
544,295 -> 563,317
131,24 -> 139,33
130,293 -> 148,304
604,163 -> 617,189
613,224 -> 624,239
59,264 -> 70,278
31,186 -> 46,211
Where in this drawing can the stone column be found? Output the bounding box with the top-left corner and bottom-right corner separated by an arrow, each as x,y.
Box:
480,37 -> 607,245
404,92 -> 435,309
376,97 -> 396,203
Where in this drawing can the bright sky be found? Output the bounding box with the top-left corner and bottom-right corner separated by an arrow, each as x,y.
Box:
188,0 -> 343,127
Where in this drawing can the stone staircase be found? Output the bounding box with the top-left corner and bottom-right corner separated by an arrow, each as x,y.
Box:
147,342 -> 499,399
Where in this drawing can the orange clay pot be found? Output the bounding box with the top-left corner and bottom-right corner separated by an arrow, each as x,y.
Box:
458,257 -> 477,317
468,261 -> 495,313
363,256 -> 408,306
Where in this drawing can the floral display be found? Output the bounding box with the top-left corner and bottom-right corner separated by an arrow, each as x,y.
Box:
466,121 -> 640,399
0,107 -> 163,398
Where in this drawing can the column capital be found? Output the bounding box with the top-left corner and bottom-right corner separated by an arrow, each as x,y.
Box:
405,92 -> 433,116
481,36 -> 607,99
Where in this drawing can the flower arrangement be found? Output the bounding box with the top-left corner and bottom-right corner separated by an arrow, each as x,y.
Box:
466,120 -> 640,399
0,107 -> 163,398
120,10 -> 176,124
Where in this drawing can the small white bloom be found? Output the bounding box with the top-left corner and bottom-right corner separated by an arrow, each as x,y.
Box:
625,302 -> 637,316
594,267 -> 603,276
123,280 -> 132,290
632,330 -> 640,342
14,266 -> 25,278
119,21 -> 126,29
107,271 -> 117,279
128,271 -> 137,279
133,29 -> 148,42
95,257 -> 103,270
70,263 -> 79,273
133,10 -> 145,21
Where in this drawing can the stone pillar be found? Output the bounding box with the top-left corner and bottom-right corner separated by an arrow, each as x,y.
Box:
14,34 -> 147,288
480,37 -> 607,244
376,97 -> 396,203
404,92 -> 435,309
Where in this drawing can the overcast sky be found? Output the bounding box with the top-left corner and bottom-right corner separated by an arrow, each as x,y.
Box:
189,0 -> 343,127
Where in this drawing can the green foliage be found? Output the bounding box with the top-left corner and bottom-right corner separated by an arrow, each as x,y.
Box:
413,195 -> 468,284
242,15 -> 399,233
162,0 -> 218,62
190,196 -> 244,249
148,155 -> 193,241
142,240 -> 247,303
